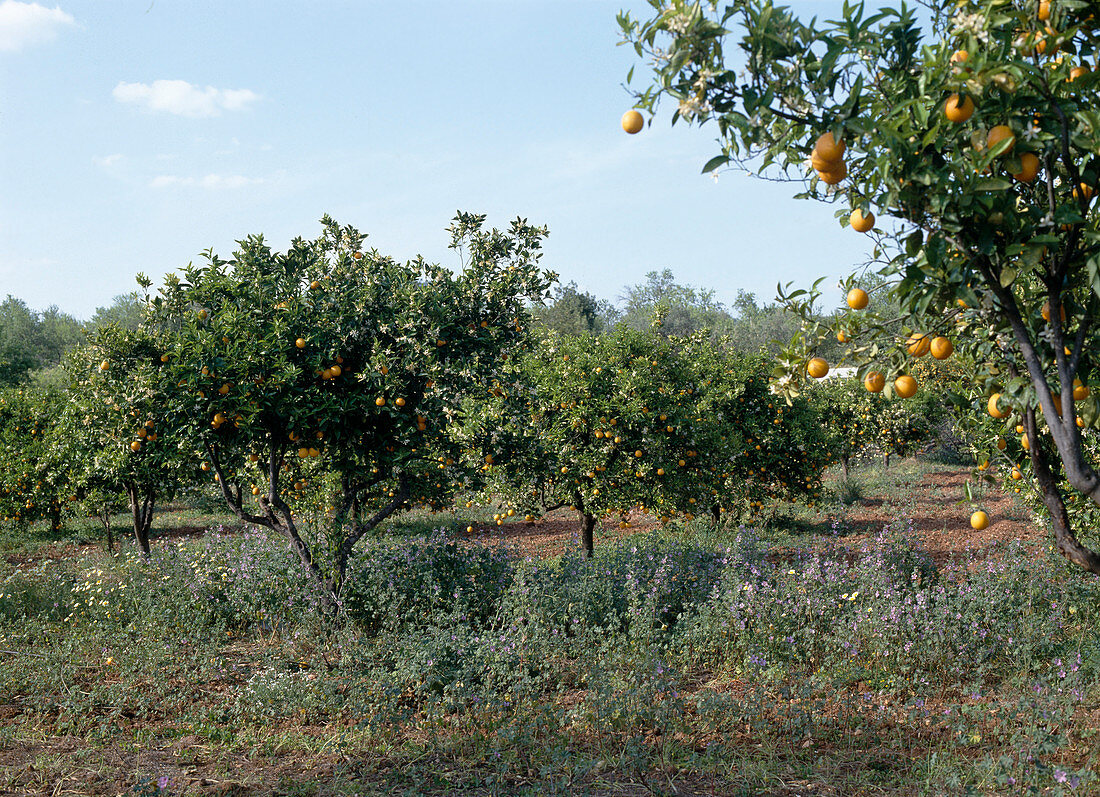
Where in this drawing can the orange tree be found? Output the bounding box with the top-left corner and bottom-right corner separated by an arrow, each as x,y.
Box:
700,348 -> 831,518
144,214 -> 554,607
468,328 -> 829,555
464,328 -> 730,556
54,326 -> 195,555
0,386 -> 67,531
805,376 -> 878,479
621,0 -> 1100,574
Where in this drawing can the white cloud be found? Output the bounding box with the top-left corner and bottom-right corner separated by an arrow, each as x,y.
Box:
150,174 -> 263,190
93,153 -> 122,168
0,1 -> 74,52
113,79 -> 259,118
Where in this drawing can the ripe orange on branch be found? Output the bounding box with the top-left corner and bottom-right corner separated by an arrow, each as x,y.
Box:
944,94 -> 975,123
1012,152 -> 1040,182
813,132 -> 845,161
811,131 -> 846,184
864,371 -> 885,393
846,288 -> 869,309
622,110 -> 644,134
849,208 -> 874,233
988,393 -> 1007,418
930,337 -> 953,360
906,334 -> 931,357
894,375 -> 918,398
986,125 -> 1015,155
807,357 -> 829,378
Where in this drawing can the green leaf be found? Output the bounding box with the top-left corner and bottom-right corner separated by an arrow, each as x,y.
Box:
702,155 -> 730,174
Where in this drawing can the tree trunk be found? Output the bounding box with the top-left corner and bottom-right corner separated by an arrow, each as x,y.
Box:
1027,411 -> 1100,574
710,504 -> 721,526
125,482 -> 155,556
882,452 -> 891,469
99,507 -> 114,553
581,513 -> 596,559
841,454 -> 850,481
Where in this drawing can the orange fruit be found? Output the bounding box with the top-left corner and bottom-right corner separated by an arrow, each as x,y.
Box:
1074,378 -> 1089,400
950,49 -> 969,65
986,125 -> 1015,155
1071,65 -> 1090,81
1074,182 -> 1095,201
996,437 -> 1007,450
944,94 -> 975,123
1041,300 -> 1067,323
310,280 -> 321,290
1013,152 -> 1040,182
970,510 -> 990,530
847,288 -> 869,309
375,397 -> 385,406
98,360 -> 109,372
395,397 -> 406,407
807,357 -> 829,378
1011,466 -> 1023,480
988,393 -> 1007,418
837,330 -> 849,343
813,132 -> 846,162
330,364 -> 342,377
849,208 -> 875,232
930,336 -> 954,359
894,375 -> 918,398
295,338 -> 306,349
816,161 -> 847,184
130,441 -> 141,452
811,150 -> 842,172
1038,0 -> 1050,21
622,110 -> 644,134
864,371 -> 885,393
906,334 -> 931,357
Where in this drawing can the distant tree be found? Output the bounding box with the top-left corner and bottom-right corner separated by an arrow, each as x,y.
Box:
0,297 -> 38,387
620,268 -> 735,337
531,282 -> 617,335
34,306 -> 84,368
90,292 -> 145,332
0,297 -> 85,386
726,290 -> 807,356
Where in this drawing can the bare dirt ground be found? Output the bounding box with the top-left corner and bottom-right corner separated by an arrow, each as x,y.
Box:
463,462 -> 1045,565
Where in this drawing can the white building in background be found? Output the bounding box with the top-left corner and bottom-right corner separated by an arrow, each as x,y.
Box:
820,366 -> 858,381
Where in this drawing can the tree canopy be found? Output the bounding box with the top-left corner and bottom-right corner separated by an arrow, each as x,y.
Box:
620,0 -> 1100,574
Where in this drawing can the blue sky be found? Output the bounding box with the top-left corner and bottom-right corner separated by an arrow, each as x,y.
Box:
1,0 -> 870,320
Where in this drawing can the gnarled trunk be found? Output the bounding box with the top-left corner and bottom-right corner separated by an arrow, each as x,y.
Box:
125,482 -> 155,556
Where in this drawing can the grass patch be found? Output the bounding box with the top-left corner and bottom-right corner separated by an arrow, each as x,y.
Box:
0,463 -> 1097,794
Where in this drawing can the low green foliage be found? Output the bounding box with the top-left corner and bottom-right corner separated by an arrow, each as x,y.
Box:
2,501 -> 1098,793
